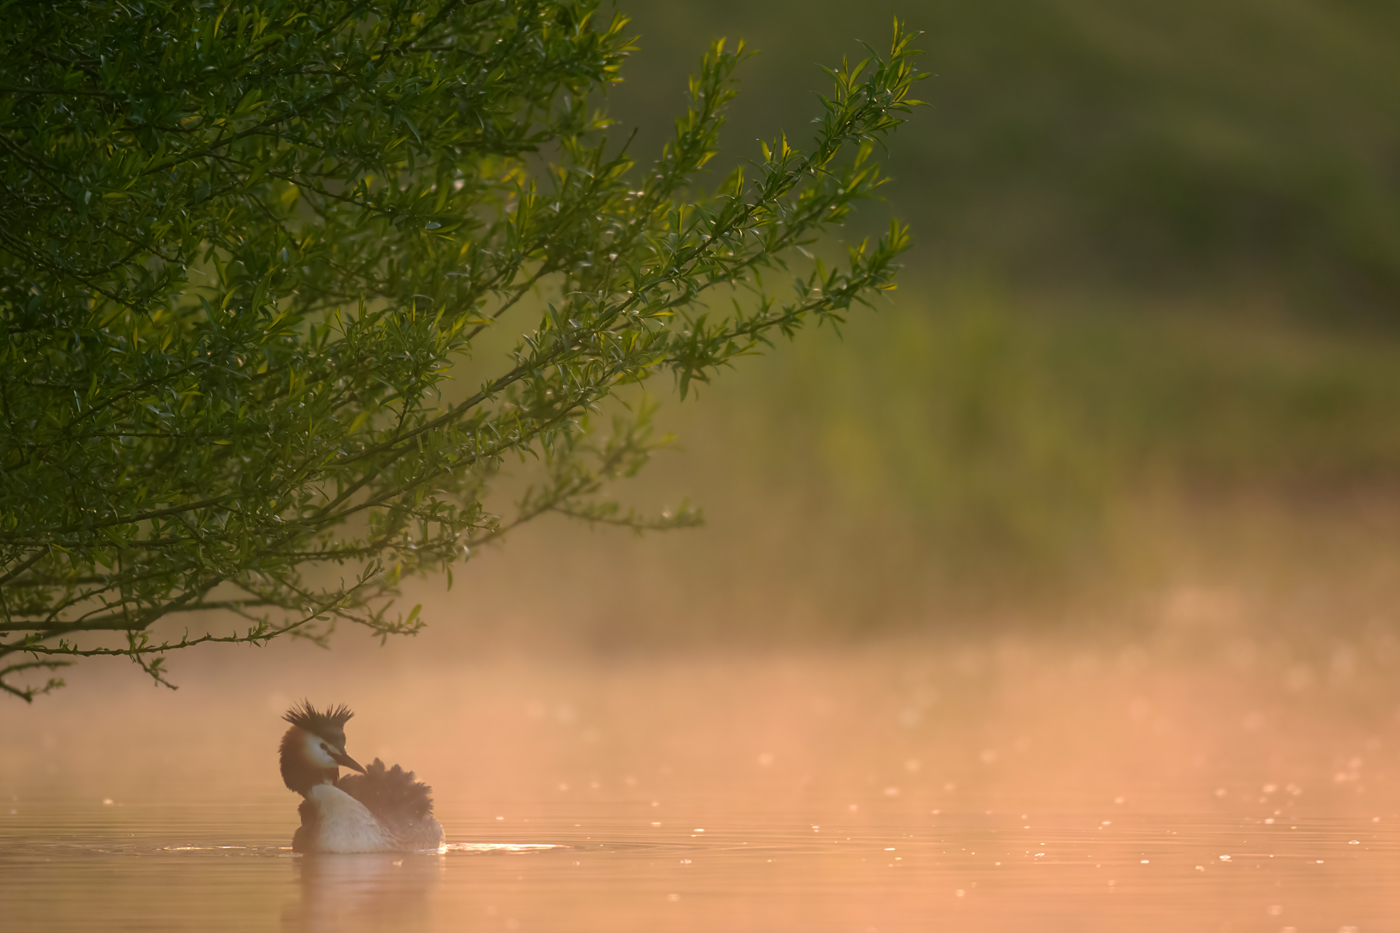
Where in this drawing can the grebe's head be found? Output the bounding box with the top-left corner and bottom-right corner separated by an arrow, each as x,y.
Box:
279,700 -> 366,795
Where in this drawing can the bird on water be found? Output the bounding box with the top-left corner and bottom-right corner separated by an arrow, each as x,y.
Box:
278,700 -> 445,853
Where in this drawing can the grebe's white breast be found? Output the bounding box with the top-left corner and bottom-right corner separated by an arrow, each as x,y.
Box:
303,784 -> 397,853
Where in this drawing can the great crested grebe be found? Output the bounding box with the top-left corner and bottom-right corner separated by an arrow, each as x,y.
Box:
279,701 -> 445,853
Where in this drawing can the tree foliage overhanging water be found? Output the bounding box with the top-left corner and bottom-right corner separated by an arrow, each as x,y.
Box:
0,1 -> 923,700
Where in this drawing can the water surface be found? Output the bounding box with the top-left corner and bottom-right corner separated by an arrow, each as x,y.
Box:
3,629 -> 1398,931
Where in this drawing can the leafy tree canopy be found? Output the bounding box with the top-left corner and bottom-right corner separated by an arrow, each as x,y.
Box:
0,0 -> 921,701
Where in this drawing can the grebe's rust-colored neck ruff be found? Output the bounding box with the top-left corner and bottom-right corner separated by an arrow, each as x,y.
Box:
278,701 -> 444,853
278,726 -> 339,795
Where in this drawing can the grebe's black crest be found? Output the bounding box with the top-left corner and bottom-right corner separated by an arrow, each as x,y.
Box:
283,700 -> 354,742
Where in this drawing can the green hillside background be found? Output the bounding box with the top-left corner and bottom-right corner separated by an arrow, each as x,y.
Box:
439,0 -> 1400,645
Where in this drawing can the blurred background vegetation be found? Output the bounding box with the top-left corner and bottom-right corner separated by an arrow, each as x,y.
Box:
443,0 -> 1400,646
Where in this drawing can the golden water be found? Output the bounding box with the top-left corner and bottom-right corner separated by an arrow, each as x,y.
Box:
3,627 -> 1398,931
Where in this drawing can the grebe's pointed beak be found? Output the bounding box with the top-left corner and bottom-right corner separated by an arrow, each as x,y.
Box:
330,749 -> 365,773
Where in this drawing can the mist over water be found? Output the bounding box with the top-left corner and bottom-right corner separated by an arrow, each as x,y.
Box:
4,605 -> 1399,931
7,399 -> 1400,932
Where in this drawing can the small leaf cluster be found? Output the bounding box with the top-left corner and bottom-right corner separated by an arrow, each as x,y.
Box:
0,1 -> 922,700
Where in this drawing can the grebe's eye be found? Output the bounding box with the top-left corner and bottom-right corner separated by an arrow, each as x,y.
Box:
320,743 -> 329,752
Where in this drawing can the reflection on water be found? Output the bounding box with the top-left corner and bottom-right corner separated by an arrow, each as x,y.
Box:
286,851 -> 443,932
3,628 -> 1400,931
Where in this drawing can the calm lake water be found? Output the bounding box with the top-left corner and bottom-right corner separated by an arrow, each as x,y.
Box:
3,622 -> 1399,931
